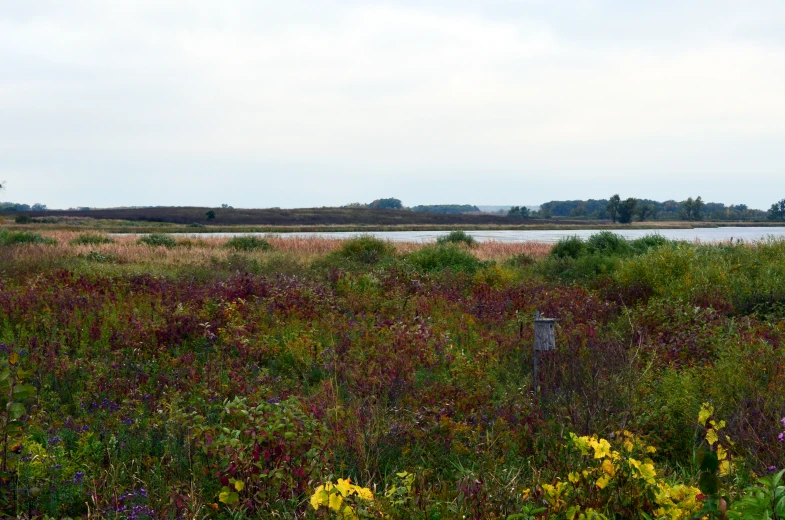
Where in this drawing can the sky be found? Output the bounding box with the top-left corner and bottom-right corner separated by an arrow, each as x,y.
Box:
2,1 -> 784,210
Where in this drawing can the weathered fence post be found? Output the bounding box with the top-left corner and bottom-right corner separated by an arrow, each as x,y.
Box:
533,311 -> 556,397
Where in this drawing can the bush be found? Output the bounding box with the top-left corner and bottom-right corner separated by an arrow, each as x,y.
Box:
188,222 -> 205,228
335,235 -> 396,265
630,233 -> 669,253
14,215 -> 33,224
550,236 -> 585,259
0,229 -> 56,246
137,233 -> 177,248
224,235 -> 272,252
69,233 -> 115,246
406,244 -> 482,273
586,231 -> 632,256
436,230 -> 476,247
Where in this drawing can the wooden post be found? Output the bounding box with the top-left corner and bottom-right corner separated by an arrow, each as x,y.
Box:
533,311 -> 557,398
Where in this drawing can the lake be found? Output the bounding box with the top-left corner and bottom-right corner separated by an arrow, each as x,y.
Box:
160,227 -> 785,244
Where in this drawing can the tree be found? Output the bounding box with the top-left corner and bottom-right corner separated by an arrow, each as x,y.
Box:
507,206 -> 530,219
637,203 -> 654,222
31,203 -> 47,212
769,199 -> 785,221
617,198 -> 638,224
693,196 -> 704,220
681,196 -> 704,220
606,194 -> 621,223
205,210 -> 216,220
369,198 -> 403,210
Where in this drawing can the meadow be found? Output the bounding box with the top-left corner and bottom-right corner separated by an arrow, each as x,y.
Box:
0,227 -> 783,519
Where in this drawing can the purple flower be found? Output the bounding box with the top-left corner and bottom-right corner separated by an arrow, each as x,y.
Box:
47,435 -> 62,445
769,466 -> 778,472
781,417 -> 785,427
73,471 -> 84,484
779,432 -> 784,442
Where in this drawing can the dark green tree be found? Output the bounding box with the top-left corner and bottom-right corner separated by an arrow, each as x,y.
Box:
206,210 -> 216,220
637,203 -> 654,222
507,206 -> 530,219
617,198 -> 638,224
769,199 -> 785,221
606,194 -> 621,223
369,198 -> 403,210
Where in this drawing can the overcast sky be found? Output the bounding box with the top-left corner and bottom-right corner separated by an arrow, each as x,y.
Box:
2,1 -> 784,209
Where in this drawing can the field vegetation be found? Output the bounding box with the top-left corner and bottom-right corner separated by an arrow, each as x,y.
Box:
0,229 -> 783,518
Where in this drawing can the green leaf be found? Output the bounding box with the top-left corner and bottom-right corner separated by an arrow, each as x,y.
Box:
218,487 -> 239,505
8,402 -> 24,420
13,384 -> 36,400
5,420 -> 23,435
699,471 -> 719,495
700,450 -> 719,472
0,369 -> 10,383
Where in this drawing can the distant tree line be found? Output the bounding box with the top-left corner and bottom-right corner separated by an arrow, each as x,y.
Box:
538,197 -> 765,222
1,202 -> 48,212
411,204 -> 480,214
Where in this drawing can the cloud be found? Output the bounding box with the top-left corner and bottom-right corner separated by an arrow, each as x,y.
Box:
1,1 -> 784,207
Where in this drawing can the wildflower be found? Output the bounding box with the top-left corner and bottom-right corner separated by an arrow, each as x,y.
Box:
74,471 -> 84,484
778,432 -> 784,442
47,435 -> 62,445
768,466 -> 777,472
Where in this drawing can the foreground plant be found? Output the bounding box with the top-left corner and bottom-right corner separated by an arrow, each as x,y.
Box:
310,478 -> 376,519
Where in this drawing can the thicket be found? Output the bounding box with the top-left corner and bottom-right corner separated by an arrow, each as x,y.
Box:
0,232 -> 782,518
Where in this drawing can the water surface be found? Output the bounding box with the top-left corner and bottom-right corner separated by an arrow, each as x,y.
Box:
158,227 -> 785,244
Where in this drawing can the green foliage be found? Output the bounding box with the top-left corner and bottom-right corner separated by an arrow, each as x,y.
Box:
507,206 -> 530,219
206,209 -> 216,220
728,469 -> 785,519
137,233 -> 177,248
586,231 -> 632,256
14,215 -> 33,224
69,233 -> 115,246
406,243 -> 482,273
550,236 -> 585,259
0,229 -> 56,246
369,197 -> 403,210
436,230 -> 476,247
334,235 -> 396,265
224,235 -> 273,252
412,204 -> 479,214
617,198 -> 638,224
768,199 -> 785,221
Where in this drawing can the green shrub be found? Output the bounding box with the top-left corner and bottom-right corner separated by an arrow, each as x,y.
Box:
630,233 -> 669,253
188,222 -> 205,228
225,235 -> 273,252
69,233 -> 115,246
14,215 -> 33,224
586,231 -> 632,256
436,230 -> 476,247
550,236 -> 585,259
137,233 -> 177,248
336,235 -> 396,265
0,229 -> 56,246
79,250 -> 118,263
505,252 -> 536,268
406,244 -> 482,273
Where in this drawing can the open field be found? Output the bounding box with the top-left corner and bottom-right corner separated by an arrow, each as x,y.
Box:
0,228 -> 783,518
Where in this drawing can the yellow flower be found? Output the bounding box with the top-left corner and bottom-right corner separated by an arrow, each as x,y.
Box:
601,459 -> 616,476
705,429 -> 718,446
595,474 -> 611,489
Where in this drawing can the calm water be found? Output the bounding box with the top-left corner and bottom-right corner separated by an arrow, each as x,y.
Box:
160,227 -> 785,244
